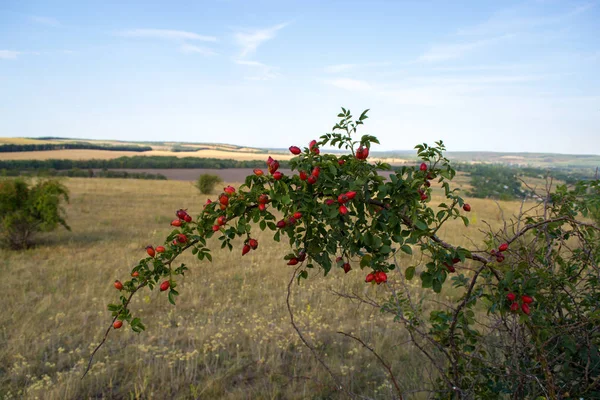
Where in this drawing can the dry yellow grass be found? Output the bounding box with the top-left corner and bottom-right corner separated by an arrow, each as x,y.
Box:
0,138 -> 57,145
0,149 -> 295,161
0,177 -> 526,399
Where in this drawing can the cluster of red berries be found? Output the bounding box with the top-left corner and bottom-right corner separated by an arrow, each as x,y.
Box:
287,250 -> 307,266
443,257 -> 461,273
491,242 -> 509,263
276,212 -> 303,229
507,292 -> 533,315
241,238 -> 259,256
171,208 -> 192,227
365,271 -> 387,284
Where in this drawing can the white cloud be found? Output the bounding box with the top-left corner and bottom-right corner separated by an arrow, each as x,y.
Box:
417,35 -> 514,63
30,16 -> 61,27
326,78 -> 372,91
458,3 -> 594,36
234,23 -> 288,57
179,44 -> 217,56
118,29 -> 217,42
0,50 -> 22,60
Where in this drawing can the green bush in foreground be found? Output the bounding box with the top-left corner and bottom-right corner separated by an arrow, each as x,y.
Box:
0,178 -> 70,249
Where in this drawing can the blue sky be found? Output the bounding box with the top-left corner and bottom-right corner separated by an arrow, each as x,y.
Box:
1,0 -> 599,154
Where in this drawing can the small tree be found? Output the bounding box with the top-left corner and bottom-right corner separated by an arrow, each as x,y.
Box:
195,173 -> 222,194
0,178 -> 70,250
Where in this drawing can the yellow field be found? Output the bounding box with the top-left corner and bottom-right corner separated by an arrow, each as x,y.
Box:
0,178 -> 524,399
0,149 -> 295,161
0,138 -> 57,145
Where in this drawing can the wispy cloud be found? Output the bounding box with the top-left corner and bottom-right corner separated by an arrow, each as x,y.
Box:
118,29 -> 217,42
458,3 -> 594,36
326,78 -> 372,91
30,15 -> 61,27
324,62 -> 391,73
179,44 -> 217,56
0,50 -> 22,60
235,60 -> 279,80
417,35 -> 514,62
234,23 -> 288,57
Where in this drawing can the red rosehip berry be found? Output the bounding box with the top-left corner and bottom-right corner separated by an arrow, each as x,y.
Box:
521,295 -> 533,304
146,245 -> 155,258
176,209 -> 188,219
258,204 -> 266,211
498,243 -> 509,252
177,234 -> 187,243
307,176 -> 317,185
463,204 -> 471,212
114,280 -> 123,290
343,263 -> 351,273
444,263 -> 456,273
507,293 -> 516,302
156,246 -> 165,253
338,159 -> 346,165
424,180 -> 431,187
253,168 -> 264,176
338,194 -> 349,204
276,220 -> 286,229
217,216 -> 227,226
309,140 -> 317,151
287,258 -> 298,265
311,166 -> 320,177
171,219 -> 182,227
297,250 -> 307,262
242,244 -> 251,256
510,302 -> 519,312
183,214 -> 192,223
356,146 -> 369,160
132,271 -> 139,278
258,194 -> 269,204
160,281 -> 170,292
299,171 -> 308,181
219,194 -> 229,206
420,162 -> 427,171
212,225 -> 220,232
325,199 -> 335,206
365,273 -> 375,283
113,320 -> 123,329
268,159 -> 280,174
420,193 -> 428,201
346,191 -> 357,200
452,257 -> 460,264
287,216 -> 297,225
521,303 -> 531,315
293,212 -> 302,220
339,205 -> 348,215
220,204 -> 227,211
496,253 -> 505,263
289,146 -> 301,155
224,186 -> 236,195
375,271 -> 388,284
273,171 -> 283,180
248,239 -> 258,250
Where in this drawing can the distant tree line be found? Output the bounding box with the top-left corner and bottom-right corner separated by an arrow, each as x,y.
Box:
0,168 -> 167,180
0,143 -> 153,152
0,156 -> 278,171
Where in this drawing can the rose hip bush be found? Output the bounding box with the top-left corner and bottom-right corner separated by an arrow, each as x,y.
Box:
89,109 -> 600,399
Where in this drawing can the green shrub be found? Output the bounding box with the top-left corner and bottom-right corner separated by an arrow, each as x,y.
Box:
195,174 -> 222,194
0,178 -> 70,249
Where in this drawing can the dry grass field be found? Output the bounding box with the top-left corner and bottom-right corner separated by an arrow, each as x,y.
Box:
0,177 -> 527,399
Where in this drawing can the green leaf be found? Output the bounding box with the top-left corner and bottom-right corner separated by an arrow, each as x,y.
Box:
405,266 -> 415,280
401,245 -> 412,255
415,220 -> 428,231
